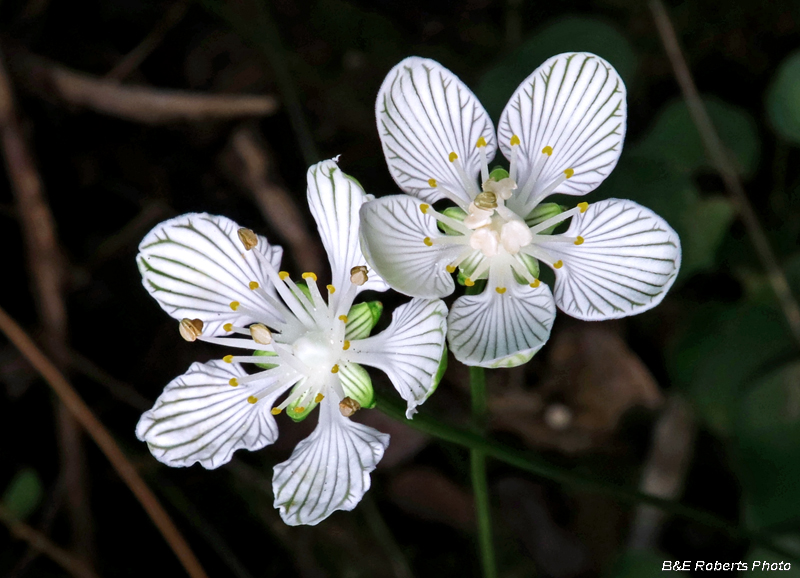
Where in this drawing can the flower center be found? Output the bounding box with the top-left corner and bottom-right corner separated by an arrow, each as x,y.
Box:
292,332 -> 339,375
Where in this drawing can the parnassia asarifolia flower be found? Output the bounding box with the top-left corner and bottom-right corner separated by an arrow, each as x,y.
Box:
135,158 -> 448,526
360,53 -> 681,368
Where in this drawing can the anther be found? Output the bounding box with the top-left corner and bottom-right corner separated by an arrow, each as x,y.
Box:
577,202 -> 589,213
495,287 -> 507,294
339,314 -> 348,323
327,284 -> 336,293
343,340 -> 351,350
223,323 -> 233,332
331,364 -> 340,373
237,228 -> 258,250
339,396 -> 361,417
302,272 -> 317,281
223,355 -> 234,363
446,265 -> 456,273
564,168 -> 575,179
554,260 -> 563,269
464,278 -> 475,287
542,146 -> 553,156
315,393 -> 325,403
247,396 -> 258,404
510,134 -> 520,146
271,407 -> 282,415
294,406 -> 306,414
574,236 -> 584,246
530,279 -> 541,288
249,281 -> 259,290
448,152 -> 458,162
420,204 -> 430,214
250,323 -> 273,345
350,265 -> 368,286
230,301 -> 240,311
423,237 -> 433,247
279,271 -> 290,280
179,318 -> 203,342
229,378 -> 239,387
474,191 -> 498,210
476,136 -> 487,148
428,178 -> 437,188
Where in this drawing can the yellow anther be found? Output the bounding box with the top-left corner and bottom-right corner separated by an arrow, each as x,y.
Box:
574,236 -> 584,246
331,364 -> 340,373
446,265 -> 456,273
247,396 -> 258,404
327,284 -> 335,293
249,281 -> 259,290
314,393 -> 325,403
229,378 -> 238,387
237,228 -> 258,250
465,278 -> 475,287
223,355 -> 234,363
542,146 -> 553,156
230,301 -> 240,311
302,272 -> 317,281
279,271 -> 290,280
343,340 -> 351,350
564,168 -> 575,179
294,406 -> 306,414
510,134 -> 520,146
495,287 -> 507,294
271,407 -> 282,415
339,314 -> 348,323
179,318 -> 203,342
223,323 -> 233,332
554,260 -> 564,269
423,237 -> 433,247
428,178 -> 437,188
420,203 -> 430,214
476,136 -> 487,148
448,152 -> 458,162
577,202 -> 589,213
530,279 -> 541,288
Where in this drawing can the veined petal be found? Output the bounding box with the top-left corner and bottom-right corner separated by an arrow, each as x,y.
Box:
273,397 -> 389,526
348,298 -> 448,418
307,159 -> 389,313
360,195 -> 464,298
498,53 -> 626,211
376,56 -> 496,205
448,282 -> 556,368
535,199 -> 681,320
137,213 -> 283,335
136,361 -> 291,469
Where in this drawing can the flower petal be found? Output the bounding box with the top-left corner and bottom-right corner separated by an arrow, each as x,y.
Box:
448,282 -> 556,368
136,360 -> 291,469
360,194 -> 464,298
498,53 -> 626,211
376,56 -> 496,205
137,213 -> 283,335
535,199 -> 681,320
272,397 -> 389,526
307,159 -> 389,313
348,298 -> 448,418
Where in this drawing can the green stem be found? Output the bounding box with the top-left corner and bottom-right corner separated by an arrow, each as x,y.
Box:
469,366 -> 496,578
374,392 -> 800,563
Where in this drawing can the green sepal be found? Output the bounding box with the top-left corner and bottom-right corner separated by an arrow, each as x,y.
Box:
428,344 -> 448,400
340,363 -> 375,409
295,280 -> 312,302
488,166 -> 510,181
254,350 -> 279,370
345,301 -> 383,340
524,202 -> 564,233
286,380 -> 318,422
511,253 -> 540,284
457,251 -> 488,282
436,206 -> 467,236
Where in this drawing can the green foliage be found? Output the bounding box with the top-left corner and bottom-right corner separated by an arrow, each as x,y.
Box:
2,468 -> 43,521
767,49 -> 800,144
605,551 -> 667,578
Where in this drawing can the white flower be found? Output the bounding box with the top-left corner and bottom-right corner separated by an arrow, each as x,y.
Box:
135,158 -> 448,526
360,53 -> 681,368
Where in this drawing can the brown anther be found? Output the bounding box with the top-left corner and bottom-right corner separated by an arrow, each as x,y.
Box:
179,318 -> 204,342
249,323 -> 273,345
237,228 -> 258,251
474,191 -> 498,210
339,396 -> 361,417
350,265 -> 369,286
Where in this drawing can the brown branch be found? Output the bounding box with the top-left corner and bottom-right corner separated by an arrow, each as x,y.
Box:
6,50 -> 278,124
0,305 -> 210,578
0,503 -> 101,578
649,0 -> 800,350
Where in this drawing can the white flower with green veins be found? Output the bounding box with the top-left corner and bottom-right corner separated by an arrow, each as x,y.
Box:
360,53 -> 681,368
135,158 -> 448,526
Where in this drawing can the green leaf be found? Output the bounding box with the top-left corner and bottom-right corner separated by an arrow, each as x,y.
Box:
254,349 -> 279,370
605,550 -> 669,578
767,49 -> 800,144
745,535 -> 800,572
340,362 -> 375,409
345,301 -> 383,340
678,196 -> 736,276
477,16 -> 636,120
2,468 -> 43,520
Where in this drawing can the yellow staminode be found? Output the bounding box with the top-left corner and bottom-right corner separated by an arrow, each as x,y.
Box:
223,323 -> 233,332
420,204 -> 430,214
302,272 -> 317,281
577,202 -> 589,213
564,168 -> 575,179
229,378 -> 238,387
428,178 -> 437,188
327,284 -> 335,293
247,396 -> 258,404
343,340 -> 351,350
223,355 -> 234,363
554,260 -> 564,269
331,364 -> 340,374
510,134 -> 520,146
271,407 -> 282,415
464,278 -> 475,287
476,136 -> 487,148
495,287 -> 507,294
574,236 -> 584,246
279,271 -> 290,280
339,314 -> 348,323
423,237 -> 433,247
315,393 -> 325,403
229,301 -> 240,311
249,281 -> 259,290
542,146 -> 553,156
294,406 -> 305,413
448,152 -> 458,162
446,265 -> 456,273
530,279 -> 541,288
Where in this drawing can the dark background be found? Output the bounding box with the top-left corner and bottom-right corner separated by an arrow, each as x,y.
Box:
1,0 -> 800,576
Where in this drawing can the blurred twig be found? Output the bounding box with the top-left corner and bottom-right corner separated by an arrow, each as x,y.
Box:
361,495 -> 415,578
7,49 -> 278,124
649,0 -> 800,351
0,503 -> 101,578
105,0 -> 192,82
0,305 -> 210,578
225,125 -> 325,272
0,48 -> 93,563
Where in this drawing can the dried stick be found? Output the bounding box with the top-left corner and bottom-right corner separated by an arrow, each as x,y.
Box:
649,0 -> 800,350
0,305 -> 209,578
0,48 -> 93,562
8,50 -> 278,124
0,503 -> 101,578
105,0 -> 192,82
226,126 -> 325,273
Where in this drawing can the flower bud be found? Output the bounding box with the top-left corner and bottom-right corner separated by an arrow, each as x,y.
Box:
179,318 -> 203,342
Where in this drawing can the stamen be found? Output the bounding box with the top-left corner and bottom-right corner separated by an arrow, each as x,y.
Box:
343,340 -> 350,350
293,406 -> 305,414
179,318 -> 203,342
249,249 -> 316,328
223,323 -> 233,332
554,260 -> 564,269
542,146 -> 553,156
509,135 -> 520,182
578,202 -> 589,213
223,355 -> 233,363
531,279 -> 540,288
339,314 -> 348,323
574,236 -> 584,246
423,237 -> 433,246
339,396 -> 361,417
446,265 -> 456,273
249,281 -> 259,290
302,272 -> 317,281
423,205 -> 473,236
225,355 -> 278,364
476,137 -> 489,183
420,204 -> 430,214
271,407 -> 282,415
237,228 -> 258,251
519,145 -> 554,202
564,168 -> 574,179
447,247 -> 476,272
448,151 -> 479,198
428,178 -> 437,188
464,278 -> 475,287
250,323 -> 273,345
315,393 -> 325,403
279,271 -> 290,280
230,301 -> 240,311
331,364 -> 340,373
528,206 -> 583,235
247,396 -> 258,404
327,284 -> 335,293
350,265 -> 369,286
229,378 -> 238,387
495,287 -> 506,294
